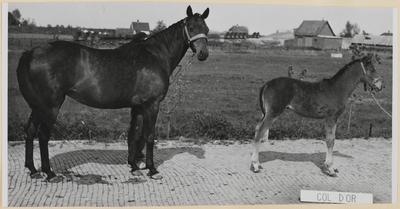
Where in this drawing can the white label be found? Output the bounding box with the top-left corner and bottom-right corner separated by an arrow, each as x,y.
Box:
300,190 -> 373,204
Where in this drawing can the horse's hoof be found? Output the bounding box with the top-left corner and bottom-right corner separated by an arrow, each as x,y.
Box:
138,162 -> 146,170
334,168 -> 339,173
150,173 -> 163,180
131,170 -> 144,177
47,175 -> 64,183
30,172 -> 42,179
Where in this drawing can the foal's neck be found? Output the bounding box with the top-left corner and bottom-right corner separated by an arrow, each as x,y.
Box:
329,60 -> 364,99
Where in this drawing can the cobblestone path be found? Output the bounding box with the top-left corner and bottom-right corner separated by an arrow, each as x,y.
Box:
7,138 -> 392,206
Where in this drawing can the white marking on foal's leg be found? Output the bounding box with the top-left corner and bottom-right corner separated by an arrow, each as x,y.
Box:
251,128 -> 268,173
324,121 -> 337,176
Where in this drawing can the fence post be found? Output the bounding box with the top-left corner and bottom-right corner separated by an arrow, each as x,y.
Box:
368,123 -> 373,138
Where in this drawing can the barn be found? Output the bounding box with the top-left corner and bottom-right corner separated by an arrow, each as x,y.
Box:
130,20 -> 150,35
224,25 -> 249,39
288,20 -> 342,50
351,34 -> 392,51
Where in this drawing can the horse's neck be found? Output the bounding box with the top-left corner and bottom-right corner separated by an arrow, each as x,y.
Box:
330,61 -> 364,98
145,21 -> 189,75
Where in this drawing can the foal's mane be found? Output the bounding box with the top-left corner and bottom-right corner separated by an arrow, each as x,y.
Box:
324,57 -> 364,82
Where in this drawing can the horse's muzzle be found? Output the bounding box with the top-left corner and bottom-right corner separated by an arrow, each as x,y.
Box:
371,77 -> 383,91
192,39 -> 209,61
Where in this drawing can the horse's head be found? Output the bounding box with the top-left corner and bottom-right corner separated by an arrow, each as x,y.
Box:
184,6 -> 210,61
360,53 -> 383,92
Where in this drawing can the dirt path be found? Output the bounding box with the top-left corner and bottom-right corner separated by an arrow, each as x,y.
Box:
7,138 -> 392,206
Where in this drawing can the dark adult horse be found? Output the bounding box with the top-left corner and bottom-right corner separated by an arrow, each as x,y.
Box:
251,54 -> 383,176
17,6 -> 210,181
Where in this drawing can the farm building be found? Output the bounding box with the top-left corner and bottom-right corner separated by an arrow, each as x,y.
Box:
351,34 -> 392,51
115,28 -> 134,38
130,20 -> 150,35
286,20 -> 342,50
224,25 -> 259,39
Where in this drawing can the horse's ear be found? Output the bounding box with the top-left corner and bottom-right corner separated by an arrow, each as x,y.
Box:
187,5 -> 193,17
202,8 -> 209,19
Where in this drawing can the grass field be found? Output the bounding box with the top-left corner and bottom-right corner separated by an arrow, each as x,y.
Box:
7,41 -> 393,142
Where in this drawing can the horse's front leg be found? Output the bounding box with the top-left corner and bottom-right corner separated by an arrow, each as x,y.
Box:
324,117 -> 339,177
143,103 -> 163,180
128,108 -> 144,177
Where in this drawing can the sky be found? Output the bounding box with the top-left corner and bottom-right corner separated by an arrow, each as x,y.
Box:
6,1 -> 395,36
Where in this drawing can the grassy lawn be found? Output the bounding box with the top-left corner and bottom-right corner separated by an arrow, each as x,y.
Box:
7,40 -> 393,142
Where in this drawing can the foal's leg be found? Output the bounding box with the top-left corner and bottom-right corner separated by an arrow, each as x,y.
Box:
324,117 -> 339,176
128,108 -> 144,177
24,112 -> 41,178
251,112 -> 277,173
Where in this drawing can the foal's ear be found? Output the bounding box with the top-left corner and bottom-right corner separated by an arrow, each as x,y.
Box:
202,8 -> 209,19
187,5 -> 193,17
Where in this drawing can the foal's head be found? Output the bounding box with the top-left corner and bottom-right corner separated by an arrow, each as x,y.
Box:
184,6 -> 210,61
360,53 -> 383,92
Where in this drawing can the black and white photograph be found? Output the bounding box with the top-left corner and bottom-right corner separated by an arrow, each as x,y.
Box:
2,0 -> 397,207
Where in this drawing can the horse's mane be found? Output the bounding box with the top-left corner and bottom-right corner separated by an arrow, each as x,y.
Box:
143,18 -> 185,46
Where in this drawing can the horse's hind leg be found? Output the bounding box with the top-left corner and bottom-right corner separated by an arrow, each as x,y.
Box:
24,112 -> 41,178
37,99 -> 65,181
324,117 -> 339,177
38,123 -> 57,180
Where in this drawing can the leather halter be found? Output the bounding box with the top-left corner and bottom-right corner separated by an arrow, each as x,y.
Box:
183,18 -> 207,45
360,61 -> 382,88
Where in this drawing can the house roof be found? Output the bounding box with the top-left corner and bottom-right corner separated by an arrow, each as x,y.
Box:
294,20 -> 335,36
228,25 -> 249,33
351,34 -> 392,46
131,22 -> 150,32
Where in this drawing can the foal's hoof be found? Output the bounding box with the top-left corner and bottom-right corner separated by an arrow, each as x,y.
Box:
150,173 -> 163,180
250,162 -> 263,173
323,165 -> 338,177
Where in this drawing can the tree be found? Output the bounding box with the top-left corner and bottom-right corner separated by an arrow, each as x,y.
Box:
340,21 -> 360,38
151,20 -> 167,35
12,9 -> 21,21
8,12 -> 20,26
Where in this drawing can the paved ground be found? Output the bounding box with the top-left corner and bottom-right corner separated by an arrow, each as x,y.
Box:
7,138 -> 392,206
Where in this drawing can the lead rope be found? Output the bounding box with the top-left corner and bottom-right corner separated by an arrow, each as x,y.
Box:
170,53 -> 195,85
360,62 -> 392,118
370,92 -> 392,118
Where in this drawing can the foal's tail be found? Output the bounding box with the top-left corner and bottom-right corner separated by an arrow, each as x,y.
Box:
17,50 -> 69,139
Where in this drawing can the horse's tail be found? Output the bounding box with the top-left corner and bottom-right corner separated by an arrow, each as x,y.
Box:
259,83 -> 268,116
17,50 -> 69,139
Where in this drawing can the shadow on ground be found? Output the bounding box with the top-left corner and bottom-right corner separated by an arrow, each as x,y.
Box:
48,146 -> 205,175
258,150 -> 353,173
